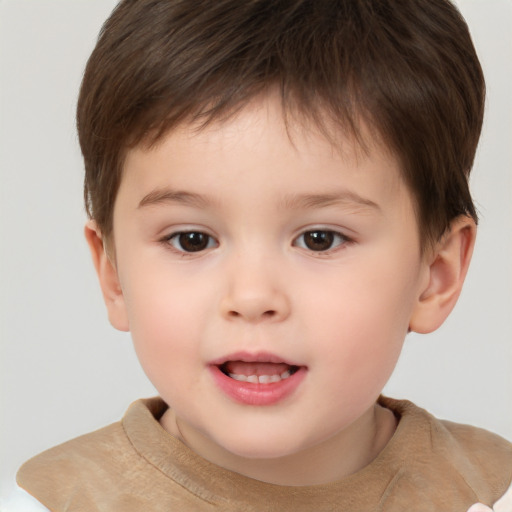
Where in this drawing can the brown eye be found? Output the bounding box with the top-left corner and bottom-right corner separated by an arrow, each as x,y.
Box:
295,230 -> 346,252
169,232 -> 216,252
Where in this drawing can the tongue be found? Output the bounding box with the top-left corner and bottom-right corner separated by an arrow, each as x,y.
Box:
223,361 -> 290,376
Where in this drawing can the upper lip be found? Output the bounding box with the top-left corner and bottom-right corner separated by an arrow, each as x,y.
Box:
208,351 -> 303,367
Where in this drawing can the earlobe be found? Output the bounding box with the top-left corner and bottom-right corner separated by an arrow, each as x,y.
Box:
84,220 -> 130,332
409,216 -> 476,334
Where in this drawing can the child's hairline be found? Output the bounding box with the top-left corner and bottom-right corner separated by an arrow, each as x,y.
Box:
92,93 -> 444,261
79,0 -> 484,263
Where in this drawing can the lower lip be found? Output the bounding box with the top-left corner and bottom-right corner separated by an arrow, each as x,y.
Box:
209,365 -> 306,406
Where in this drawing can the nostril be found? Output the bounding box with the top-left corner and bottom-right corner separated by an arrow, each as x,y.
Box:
221,291 -> 290,322
226,309 -> 277,320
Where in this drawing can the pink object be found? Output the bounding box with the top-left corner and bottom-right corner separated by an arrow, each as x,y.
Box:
209,364 -> 307,406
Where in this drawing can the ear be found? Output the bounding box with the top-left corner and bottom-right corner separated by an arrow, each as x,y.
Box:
409,216 -> 476,334
84,220 -> 130,332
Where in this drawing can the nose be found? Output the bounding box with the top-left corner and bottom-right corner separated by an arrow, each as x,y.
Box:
220,256 -> 291,323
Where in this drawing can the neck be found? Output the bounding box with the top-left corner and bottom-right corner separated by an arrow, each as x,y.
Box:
161,402 -> 397,486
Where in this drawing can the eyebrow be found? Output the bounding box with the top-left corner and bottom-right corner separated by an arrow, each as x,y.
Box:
137,187 -> 380,213
280,191 -> 381,212
138,188 -> 213,209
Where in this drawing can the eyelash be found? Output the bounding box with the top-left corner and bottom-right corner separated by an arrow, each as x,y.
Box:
162,228 -> 352,255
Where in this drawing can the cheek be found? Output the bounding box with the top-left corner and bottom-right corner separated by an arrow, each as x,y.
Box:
120,269 -> 210,381
308,258 -> 419,391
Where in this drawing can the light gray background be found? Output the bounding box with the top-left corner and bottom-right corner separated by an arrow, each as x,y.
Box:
1,0 -> 511,500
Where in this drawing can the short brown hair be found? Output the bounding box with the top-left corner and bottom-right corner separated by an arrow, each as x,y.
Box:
77,0 -> 484,248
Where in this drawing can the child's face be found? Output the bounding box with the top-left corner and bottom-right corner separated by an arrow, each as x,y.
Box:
107,95 -> 431,474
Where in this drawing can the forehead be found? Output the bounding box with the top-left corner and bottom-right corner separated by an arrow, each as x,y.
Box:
139,88 -> 393,161
119,94 -> 412,219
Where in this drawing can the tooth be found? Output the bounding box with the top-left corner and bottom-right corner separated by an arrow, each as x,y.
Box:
229,373 -> 248,382
229,373 -> 291,384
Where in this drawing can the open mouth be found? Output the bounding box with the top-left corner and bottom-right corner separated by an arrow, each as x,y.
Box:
209,353 -> 306,405
219,361 -> 300,384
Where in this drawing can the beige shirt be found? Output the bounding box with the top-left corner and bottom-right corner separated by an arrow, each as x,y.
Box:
16,397 -> 512,511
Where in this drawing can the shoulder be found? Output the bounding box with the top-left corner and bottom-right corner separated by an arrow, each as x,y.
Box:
17,398 -> 168,486
439,419 -> 512,507
379,397 -> 512,509
16,419 -> 131,509
14,398 -> 213,511
17,418 -> 130,484
442,420 -> 512,510
16,398 -> 169,510
439,417 -> 512,478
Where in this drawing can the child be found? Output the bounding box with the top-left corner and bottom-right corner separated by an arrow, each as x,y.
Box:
6,0 -> 512,510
